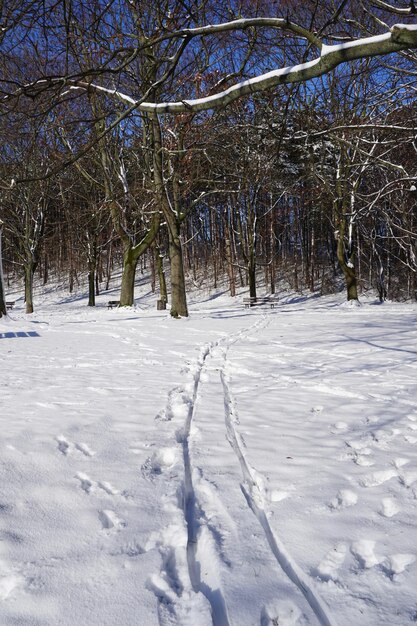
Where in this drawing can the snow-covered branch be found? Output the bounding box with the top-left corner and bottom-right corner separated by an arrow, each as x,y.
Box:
7,23 -> 417,118
370,0 -> 416,16
156,17 -> 323,50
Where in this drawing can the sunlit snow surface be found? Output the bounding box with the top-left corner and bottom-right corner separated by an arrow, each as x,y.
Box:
1,288 -> 417,626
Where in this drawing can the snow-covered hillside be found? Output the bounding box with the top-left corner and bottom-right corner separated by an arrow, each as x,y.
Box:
1,287 -> 416,626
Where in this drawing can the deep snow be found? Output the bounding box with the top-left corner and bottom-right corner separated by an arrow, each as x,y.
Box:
1,283 -> 416,626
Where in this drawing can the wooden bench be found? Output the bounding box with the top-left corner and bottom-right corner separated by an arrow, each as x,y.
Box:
6,301 -> 15,310
107,300 -> 120,309
243,296 -> 278,308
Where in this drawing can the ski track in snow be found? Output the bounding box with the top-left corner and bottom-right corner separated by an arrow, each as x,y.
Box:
220,352 -> 336,626
147,309 -> 417,625
146,315 -> 271,626
148,312 -> 339,626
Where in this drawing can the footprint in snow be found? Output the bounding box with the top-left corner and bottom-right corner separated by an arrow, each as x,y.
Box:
331,421 -> 348,433
76,472 -> 94,494
399,470 -> 417,488
360,468 -> 397,488
382,554 -> 416,579
0,559 -> 24,601
354,455 -> 375,467
99,509 -> 126,530
392,457 -> 410,469
329,489 -> 358,510
316,543 -> 347,581
56,436 -> 96,457
97,481 -> 119,495
56,435 -> 70,455
0,572 -> 24,601
261,600 -> 302,626
350,539 -> 381,569
379,497 -> 400,518
75,473 -> 120,497
74,442 -> 96,457
141,447 -> 177,479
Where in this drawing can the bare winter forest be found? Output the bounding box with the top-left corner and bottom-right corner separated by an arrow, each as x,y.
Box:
1,1 -> 417,315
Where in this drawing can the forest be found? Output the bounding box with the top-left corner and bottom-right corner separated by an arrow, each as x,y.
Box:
1,0 -> 417,317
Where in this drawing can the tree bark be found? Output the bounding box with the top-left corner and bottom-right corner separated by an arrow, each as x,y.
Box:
119,247 -> 138,307
168,219 -> 188,317
155,244 -> 167,304
24,263 -> 35,314
0,222 -> 7,318
88,267 -> 96,306
336,217 -> 358,301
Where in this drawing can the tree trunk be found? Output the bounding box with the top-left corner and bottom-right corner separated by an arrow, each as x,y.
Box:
248,257 -> 257,299
24,263 -> 34,314
225,237 -> 235,297
336,217 -> 358,301
105,242 -> 113,291
0,222 -> 7,318
155,244 -> 167,304
43,254 -> 49,285
168,220 -> 188,318
120,246 -> 138,306
88,267 -> 96,306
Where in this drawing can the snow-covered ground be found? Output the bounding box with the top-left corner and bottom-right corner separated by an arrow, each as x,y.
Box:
1,283 -> 417,626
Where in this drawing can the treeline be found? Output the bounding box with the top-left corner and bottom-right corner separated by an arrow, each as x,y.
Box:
0,1 -> 416,315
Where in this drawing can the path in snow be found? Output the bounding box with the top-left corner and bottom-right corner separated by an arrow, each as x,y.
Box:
145,312 -> 337,626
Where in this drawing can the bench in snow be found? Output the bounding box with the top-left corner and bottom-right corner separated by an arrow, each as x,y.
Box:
6,301 -> 15,310
107,300 -> 120,309
243,296 -> 278,308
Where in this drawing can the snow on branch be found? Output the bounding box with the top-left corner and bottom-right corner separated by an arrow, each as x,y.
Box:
370,0 -> 416,16
134,24 -> 417,114
157,17 -> 323,50
5,22 -> 417,119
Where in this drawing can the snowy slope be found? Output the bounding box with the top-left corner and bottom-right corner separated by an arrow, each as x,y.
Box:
1,287 -> 416,626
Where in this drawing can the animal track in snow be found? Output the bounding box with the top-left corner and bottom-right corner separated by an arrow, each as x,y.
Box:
383,553 -> 415,578
261,600 -> 302,626
316,543 -> 347,581
330,489 -> 358,510
354,455 -> 374,467
399,470 -> 417,488
99,509 -> 126,530
360,468 -> 397,488
56,435 -> 70,455
380,498 -> 400,518
74,442 -> 96,457
0,573 -> 23,601
0,559 -> 24,601
331,421 -> 348,433
97,481 -> 119,495
75,472 -> 120,497
56,435 -> 96,457
141,447 -> 178,480
392,457 -> 409,469
76,472 -> 94,494
350,539 -> 381,569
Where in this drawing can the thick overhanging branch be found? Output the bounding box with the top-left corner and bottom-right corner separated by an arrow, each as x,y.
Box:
156,17 -> 323,50
40,23 -> 417,118
138,24 -> 417,114
6,23 -> 417,118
